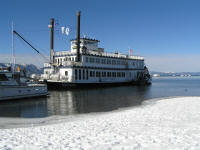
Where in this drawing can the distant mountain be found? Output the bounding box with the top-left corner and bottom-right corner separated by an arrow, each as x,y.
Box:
24,64 -> 43,75
0,63 -> 43,75
0,63 -> 9,68
150,71 -> 200,77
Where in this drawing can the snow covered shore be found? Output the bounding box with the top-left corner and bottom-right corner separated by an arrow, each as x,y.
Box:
1,97 -> 200,150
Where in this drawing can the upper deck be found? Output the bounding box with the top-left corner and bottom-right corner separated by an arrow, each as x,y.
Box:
44,38 -> 145,69
54,38 -> 143,60
54,50 -> 144,60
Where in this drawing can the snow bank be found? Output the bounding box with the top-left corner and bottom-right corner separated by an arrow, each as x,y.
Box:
1,97 -> 200,150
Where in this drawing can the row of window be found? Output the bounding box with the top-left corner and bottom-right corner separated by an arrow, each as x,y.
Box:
74,69 -> 126,80
71,41 -> 97,46
75,69 -> 88,80
55,56 -> 143,67
56,57 -> 77,65
86,57 -> 140,66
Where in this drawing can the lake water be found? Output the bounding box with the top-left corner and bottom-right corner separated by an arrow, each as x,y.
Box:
0,77 -> 200,118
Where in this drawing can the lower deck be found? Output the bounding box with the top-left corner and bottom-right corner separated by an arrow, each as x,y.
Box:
44,67 -> 146,84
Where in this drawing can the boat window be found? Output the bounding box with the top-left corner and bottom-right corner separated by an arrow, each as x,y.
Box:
117,72 -> 120,77
114,72 -> 116,77
107,59 -> 111,64
86,70 -> 88,80
96,71 -> 98,77
102,72 -> 106,77
75,69 -> 77,80
72,41 -> 76,45
119,72 -> 121,77
107,72 -> 111,77
112,60 -> 116,65
121,72 -> 125,78
103,59 -> 106,64
93,71 -> 95,77
86,57 -> 88,63
112,72 -> 114,77
96,58 -> 100,63
132,62 -> 135,66
89,57 -> 95,63
96,71 -> 101,77
79,69 -> 81,80
0,74 -> 8,81
83,70 -> 85,80
65,71 -> 68,76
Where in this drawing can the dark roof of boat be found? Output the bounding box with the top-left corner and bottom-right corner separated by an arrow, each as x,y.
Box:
70,38 -> 99,42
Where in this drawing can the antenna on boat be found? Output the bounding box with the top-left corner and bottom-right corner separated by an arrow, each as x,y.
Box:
11,22 -> 15,73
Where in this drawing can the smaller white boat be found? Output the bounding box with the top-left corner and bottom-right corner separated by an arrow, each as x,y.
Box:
0,67 -> 48,101
0,23 -> 48,101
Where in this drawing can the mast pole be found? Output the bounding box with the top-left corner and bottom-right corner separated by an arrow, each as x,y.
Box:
11,22 -> 15,73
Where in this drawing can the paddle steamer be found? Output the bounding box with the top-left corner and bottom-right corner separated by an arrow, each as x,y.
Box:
41,12 -> 151,88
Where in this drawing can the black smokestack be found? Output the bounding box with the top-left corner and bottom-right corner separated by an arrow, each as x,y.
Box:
76,11 -> 81,62
50,18 -> 54,64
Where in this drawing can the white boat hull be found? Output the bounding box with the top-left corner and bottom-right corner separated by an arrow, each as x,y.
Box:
0,85 -> 48,101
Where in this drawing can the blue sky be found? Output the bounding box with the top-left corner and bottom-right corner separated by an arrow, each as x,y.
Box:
0,0 -> 200,71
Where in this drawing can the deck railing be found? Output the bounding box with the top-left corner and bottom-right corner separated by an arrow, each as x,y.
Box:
54,50 -> 144,60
